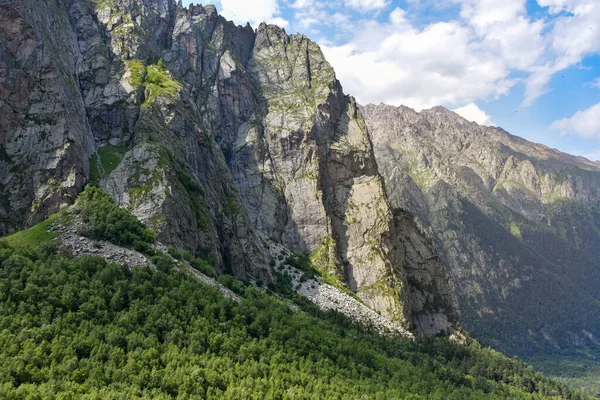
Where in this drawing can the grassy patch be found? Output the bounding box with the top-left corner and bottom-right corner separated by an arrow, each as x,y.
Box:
358,276 -> 405,319
408,168 -> 436,190
124,59 -> 146,88
89,145 -> 129,186
89,153 -> 101,186
143,59 -> 182,105
99,145 -> 128,176
309,238 -> 348,292
510,222 -> 522,240
294,171 -> 319,181
2,214 -> 60,248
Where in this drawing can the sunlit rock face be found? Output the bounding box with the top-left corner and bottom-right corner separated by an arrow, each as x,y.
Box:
0,0 -> 457,334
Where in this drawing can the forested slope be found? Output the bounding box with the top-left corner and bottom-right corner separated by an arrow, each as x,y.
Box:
0,190 -> 588,399
0,242 -> 587,399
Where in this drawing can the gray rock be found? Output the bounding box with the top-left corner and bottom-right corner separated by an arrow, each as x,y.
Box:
364,103 -> 600,351
0,0 -> 95,233
0,0 -> 457,335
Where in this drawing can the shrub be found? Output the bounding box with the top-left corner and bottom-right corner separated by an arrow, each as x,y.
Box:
190,256 -> 216,278
143,59 -> 182,104
75,186 -> 155,254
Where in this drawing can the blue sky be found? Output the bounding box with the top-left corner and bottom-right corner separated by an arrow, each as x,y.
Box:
184,0 -> 600,161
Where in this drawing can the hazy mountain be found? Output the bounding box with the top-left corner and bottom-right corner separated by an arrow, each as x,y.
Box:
364,103 -> 600,358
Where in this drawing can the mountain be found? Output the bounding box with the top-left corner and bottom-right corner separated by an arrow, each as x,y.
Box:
0,0 -> 457,335
363,104 -> 600,359
2,0 -> 598,396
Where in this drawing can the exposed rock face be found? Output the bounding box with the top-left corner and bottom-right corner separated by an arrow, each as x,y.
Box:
0,1 -> 456,333
364,103 -> 600,354
60,216 -> 152,268
0,0 -> 95,231
264,236 -> 413,337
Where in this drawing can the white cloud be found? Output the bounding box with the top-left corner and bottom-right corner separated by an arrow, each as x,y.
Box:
317,0 -> 600,111
453,103 -> 494,125
321,7 -> 515,110
453,0 -> 550,105
522,0 -> 600,104
217,0 -> 288,28
292,6 -> 331,29
457,0 -> 525,28
291,0 -> 314,8
457,0 -> 546,70
537,0 -> 592,14
289,2 -> 353,39
551,102 -> 600,139
592,77 -> 600,88
344,0 -> 390,11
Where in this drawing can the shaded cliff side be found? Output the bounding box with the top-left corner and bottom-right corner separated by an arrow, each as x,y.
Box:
364,103 -> 600,354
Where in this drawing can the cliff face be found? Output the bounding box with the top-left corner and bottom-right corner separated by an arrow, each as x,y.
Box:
0,1 -> 455,334
0,0 -> 95,231
364,104 -> 600,354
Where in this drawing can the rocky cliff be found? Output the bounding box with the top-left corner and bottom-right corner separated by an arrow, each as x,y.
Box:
0,1 -> 455,334
364,103 -> 600,355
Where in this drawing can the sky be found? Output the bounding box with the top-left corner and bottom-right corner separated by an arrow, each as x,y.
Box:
183,0 -> 600,161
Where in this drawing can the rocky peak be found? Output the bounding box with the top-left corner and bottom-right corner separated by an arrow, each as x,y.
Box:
0,0 -> 457,335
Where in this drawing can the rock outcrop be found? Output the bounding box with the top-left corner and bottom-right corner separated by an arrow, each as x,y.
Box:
364,103 -> 600,354
0,1 -> 456,334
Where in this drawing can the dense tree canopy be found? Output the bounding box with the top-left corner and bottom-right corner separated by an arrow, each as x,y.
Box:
0,240 -> 590,399
0,188 -> 591,399
75,186 -> 155,254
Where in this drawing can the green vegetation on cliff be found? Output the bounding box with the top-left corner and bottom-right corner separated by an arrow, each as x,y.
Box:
125,59 -> 146,89
2,214 -> 59,249
143,59 -> 182,105
89,145 -> 129,185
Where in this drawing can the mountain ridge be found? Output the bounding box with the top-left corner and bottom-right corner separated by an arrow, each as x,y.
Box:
363,102 -> 600,357
364,103 -> 600,171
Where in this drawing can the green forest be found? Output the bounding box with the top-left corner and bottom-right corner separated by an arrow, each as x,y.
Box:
458,199 -> 600,356
530,355 -> 600,398
0,188 -> 592,399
